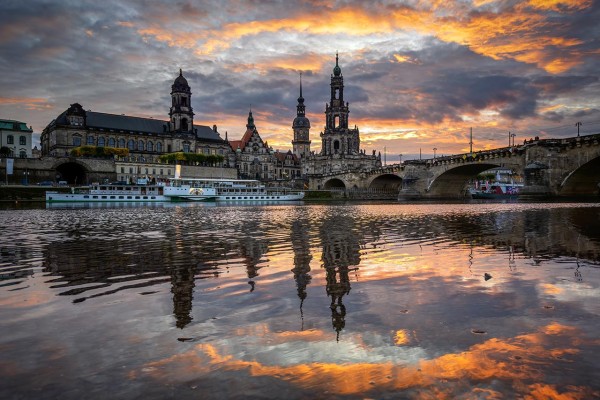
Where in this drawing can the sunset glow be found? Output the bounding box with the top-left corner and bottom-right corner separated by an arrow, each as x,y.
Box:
0,0 -> 598,159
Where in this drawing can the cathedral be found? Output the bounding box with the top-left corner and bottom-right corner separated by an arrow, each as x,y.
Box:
297,54 -> 381,180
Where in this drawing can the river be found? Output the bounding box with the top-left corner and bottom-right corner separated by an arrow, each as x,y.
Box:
1,201 -> 599,399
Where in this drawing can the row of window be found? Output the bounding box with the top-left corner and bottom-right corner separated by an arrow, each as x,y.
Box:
75,136 -> 225,155
5,135 -> 27,145
77,137 -> 165,153
120,167 -> 171,175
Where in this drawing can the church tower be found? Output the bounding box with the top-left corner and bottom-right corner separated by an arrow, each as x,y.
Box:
292,73 -> 311,159
321,53 -> 360,156
169,69 -> 194,132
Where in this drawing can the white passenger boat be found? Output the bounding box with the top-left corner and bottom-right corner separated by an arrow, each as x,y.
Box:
46,178 -> 304,203
45,183 -> 169,203
165,178 -> 305,201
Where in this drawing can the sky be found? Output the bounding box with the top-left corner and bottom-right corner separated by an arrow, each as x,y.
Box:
1,0 -> 599,161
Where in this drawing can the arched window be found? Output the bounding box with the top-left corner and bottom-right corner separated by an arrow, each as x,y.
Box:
73,136 -> 81,146
181,118 -> 188,131
19,150 -> 27,158
156,142 -> 162,153
118,138 -> 125,148
333,140 -> 340,153
87,136 -> 95,145
108,138 -> 116,147
19,136 -> 26,145
98,137 -> 105,147
7,135 -> 14,144
183,142 -> 190,153
128,139 -> 135,150
147,141 -> 153,152
138,140 -> 144,151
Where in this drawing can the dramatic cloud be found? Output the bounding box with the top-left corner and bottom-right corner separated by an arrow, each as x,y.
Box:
0,0 -> 598,158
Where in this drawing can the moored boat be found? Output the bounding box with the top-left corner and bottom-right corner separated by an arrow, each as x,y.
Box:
47,178 -> 305,203
165,178 -> 305,201
46,183 -> 169,203
469,182 -> 523,199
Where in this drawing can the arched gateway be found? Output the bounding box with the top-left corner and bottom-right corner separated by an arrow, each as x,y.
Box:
52,161 -> 88,185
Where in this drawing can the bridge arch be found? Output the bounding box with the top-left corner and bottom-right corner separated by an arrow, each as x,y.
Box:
51,160 -> 90,185
368,174 -> 402,190
323,178 -> 346,190
559,155 -> 600,197
427,163 -> 502,197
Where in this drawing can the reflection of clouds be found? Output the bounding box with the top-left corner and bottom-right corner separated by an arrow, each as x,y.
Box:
133,322 -> 597,398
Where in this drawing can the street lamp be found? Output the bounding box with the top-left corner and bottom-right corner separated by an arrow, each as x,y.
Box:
433,148 -> 437,159
576,121 -> 582,137
511,133 -> 516,147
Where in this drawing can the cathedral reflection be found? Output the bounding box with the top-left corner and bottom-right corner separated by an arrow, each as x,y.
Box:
290,220 -> 313,329
170,264 -> 195,329
319,216 -> 362,340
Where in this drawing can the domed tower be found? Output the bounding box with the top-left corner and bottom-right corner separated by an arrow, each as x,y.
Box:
321,53 -> 359,156
292,73 -> 311,159
169,69 -> 194,132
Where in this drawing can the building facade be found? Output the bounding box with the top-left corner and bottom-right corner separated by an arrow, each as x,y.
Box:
0,119 -> 33,158
229,111 -> 301,182
303,54 -> 381,178
40,70 -> 232,164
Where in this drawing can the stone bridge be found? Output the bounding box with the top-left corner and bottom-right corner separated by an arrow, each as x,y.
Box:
308,133 -> 600,198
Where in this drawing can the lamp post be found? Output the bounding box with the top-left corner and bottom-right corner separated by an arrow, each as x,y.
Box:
508,131 -> 511,147
576,121 -> 582,137
433,148 -> 437,159
511,133 -> 516,147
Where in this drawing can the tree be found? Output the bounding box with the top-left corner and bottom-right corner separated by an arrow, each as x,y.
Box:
0,146 -> 11,157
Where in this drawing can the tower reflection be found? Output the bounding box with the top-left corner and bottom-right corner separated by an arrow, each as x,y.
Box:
319,215 -> 361,340
290,220 -> 313,329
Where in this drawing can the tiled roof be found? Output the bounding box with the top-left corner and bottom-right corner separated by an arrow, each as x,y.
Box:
53,109 -> 224,142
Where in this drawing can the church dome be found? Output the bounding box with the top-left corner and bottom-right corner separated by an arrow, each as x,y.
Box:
172,69 -> 190,92
333,53 -> 341,76
293,116 -> 311,129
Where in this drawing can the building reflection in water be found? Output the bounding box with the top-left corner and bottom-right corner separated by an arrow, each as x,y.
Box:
237,221 -> 270,291
170,264 -> 195,329
290,220 -> 312,329
319,215 -> 362,341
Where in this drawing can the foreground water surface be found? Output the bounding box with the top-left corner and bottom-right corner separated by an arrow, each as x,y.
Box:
1,201 -> 599,399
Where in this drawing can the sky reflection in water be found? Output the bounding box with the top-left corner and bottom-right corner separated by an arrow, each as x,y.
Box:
0,202 -> 599,399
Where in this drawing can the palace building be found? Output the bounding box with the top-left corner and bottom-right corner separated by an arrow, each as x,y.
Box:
302,54 -> 381,179
228,111 -> 302,181
40,70 -> 232,164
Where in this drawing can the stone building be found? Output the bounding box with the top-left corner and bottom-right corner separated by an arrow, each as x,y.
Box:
40,70 -> 232,164
0,119 -> 33,158
229,111 -> 301,181
303,54 -> 381,180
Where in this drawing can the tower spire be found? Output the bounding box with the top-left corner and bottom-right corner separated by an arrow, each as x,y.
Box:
299,72 -> 303,99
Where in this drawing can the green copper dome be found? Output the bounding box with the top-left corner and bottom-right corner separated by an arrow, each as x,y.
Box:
333,52 -> 341,76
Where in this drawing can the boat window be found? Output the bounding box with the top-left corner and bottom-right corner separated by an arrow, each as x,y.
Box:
101,196 -> 107,199
135,196 -> 140,199
127,196 -> 132,199
84,195 -> 89,199
150,197 -> 155,199
143,196 -> 148,199
110,196 -> 115,199
119,196 -> 124,199
93,196 -> 98,199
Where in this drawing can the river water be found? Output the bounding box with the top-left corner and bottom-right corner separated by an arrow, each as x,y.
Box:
1,201 -> 599,399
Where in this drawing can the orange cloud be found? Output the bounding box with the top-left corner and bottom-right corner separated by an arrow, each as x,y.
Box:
123,4 -> 592,74
0,97 -> 53,111
131,322 -> 597,398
